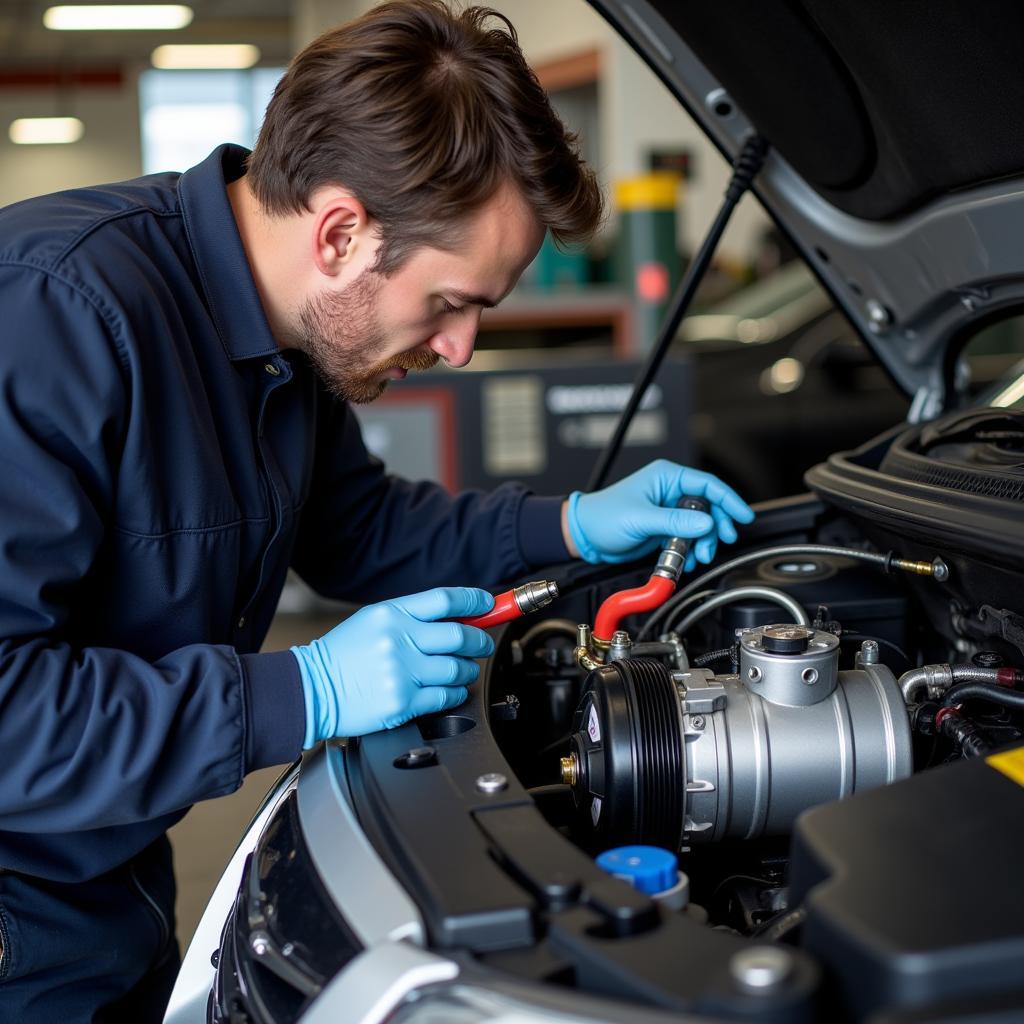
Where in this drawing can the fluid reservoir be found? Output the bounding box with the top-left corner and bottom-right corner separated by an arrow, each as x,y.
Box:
561,625 -> 913,849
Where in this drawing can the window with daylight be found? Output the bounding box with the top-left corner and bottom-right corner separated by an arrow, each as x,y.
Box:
139,68 -> 283,175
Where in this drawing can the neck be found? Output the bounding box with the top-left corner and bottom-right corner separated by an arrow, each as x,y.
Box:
227,176 -> 301,350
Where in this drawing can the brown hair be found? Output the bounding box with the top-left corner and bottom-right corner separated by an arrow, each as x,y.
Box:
246,0 -> 603,273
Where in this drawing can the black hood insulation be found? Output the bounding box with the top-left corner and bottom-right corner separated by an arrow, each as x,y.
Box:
651,0 -> 1024,221
805,410 -> 1024,645
881,411 -> 1024,502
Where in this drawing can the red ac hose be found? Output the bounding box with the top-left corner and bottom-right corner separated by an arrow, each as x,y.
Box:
594,574 -> 676,641
455,580 -> 560,630
458,589 -> 522,630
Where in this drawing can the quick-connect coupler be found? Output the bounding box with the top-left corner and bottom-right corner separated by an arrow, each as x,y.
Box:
653,536 -> 690,583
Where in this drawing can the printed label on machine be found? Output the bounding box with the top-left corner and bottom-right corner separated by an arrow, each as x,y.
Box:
587,703 -> 601,743
591,796 -> 602,826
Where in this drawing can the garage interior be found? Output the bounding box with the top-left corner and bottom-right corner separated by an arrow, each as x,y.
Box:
0,0 -> 809,952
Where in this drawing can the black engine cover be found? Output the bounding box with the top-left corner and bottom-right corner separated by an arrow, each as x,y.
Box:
789,746 -> 1024,1019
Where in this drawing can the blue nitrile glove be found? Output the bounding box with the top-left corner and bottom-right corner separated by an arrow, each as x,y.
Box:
292,587 -> 495,745
566,460 -> 755,568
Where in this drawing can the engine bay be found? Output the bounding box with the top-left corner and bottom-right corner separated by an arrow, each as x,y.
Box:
472,457 -> 1024,1018
209,411 -> 1024,1024
492,510 -> 1020,911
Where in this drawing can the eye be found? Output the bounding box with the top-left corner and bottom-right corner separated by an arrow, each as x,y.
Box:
441,298 -> 467,315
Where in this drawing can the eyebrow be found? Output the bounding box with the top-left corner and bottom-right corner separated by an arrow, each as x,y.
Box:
448,289 -> 500,309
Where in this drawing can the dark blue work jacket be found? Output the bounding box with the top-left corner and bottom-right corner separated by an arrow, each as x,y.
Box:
0,145 -> 565,882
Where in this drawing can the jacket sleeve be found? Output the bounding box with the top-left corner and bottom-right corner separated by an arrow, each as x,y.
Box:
0,266 -> 302,833
291,388 -> 570,603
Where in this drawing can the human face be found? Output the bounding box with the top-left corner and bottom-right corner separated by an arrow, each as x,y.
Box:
291,184 -> 544,403
295,267 -> 439,404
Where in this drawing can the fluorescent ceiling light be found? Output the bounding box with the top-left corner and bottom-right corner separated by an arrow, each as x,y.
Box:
9,117 -> 85,145
151,44 -> 261,69
43,5 -> 193,31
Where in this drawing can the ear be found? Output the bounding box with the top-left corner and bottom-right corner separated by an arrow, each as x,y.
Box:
311,193 -> 371,276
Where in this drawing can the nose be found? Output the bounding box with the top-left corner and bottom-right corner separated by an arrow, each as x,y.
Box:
428,309 -> 481,368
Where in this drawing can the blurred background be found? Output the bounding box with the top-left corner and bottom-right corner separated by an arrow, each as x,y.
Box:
0,0 -> 918,949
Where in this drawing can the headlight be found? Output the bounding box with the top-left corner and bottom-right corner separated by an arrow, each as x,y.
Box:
211,790 -> 363,1023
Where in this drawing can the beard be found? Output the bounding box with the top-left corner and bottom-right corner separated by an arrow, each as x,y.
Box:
292,268 -> 439,404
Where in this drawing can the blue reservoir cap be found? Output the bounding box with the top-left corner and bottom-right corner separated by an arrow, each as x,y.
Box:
596,845 -> 678,895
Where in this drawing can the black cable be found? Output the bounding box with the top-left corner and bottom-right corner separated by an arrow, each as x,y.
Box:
586,135 -> 769,492
709,873 -> 777,903
692,647 -> 734,668
841,631 -> 910,666
942,682 -> 1024,711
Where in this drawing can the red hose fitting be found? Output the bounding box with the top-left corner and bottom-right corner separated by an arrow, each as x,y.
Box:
934,706 -> 961,730
456,580 -> 560,630
996,667 -> 1024,687
593,574 -> 676,642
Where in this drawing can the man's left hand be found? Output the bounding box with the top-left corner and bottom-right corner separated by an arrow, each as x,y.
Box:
563,460 -> 755,568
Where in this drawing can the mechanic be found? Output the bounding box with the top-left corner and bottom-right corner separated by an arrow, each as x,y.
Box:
0,1 -> 753,1020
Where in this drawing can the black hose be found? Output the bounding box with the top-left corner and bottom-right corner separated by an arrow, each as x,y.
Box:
527,784 -> 574,801
942,682 -> 1024,711
692,647 -> 734,668
940,713 -> 993,759
586,135 -> 769,492
751,907 -> 807,943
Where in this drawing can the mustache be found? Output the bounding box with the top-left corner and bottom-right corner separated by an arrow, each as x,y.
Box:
377,348 -> 441,372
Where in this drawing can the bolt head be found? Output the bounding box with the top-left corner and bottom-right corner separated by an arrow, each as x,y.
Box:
859,640 -> 880,665
866,299 -> 892,327
476,772 -> 508,794
730,946 -> 794,993
691,714 -> 706,730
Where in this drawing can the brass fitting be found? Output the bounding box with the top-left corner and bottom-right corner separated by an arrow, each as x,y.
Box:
892,557 -> 949,582
560,754 -> 578,786
575,623 -> 604,670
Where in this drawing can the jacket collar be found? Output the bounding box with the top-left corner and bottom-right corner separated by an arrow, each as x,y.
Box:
178,144 -> 281,362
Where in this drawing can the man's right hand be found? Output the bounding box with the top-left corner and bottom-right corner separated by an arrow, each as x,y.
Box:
291,587 -> 496,745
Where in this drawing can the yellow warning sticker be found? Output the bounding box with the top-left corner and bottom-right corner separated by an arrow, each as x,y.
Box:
986,746 -> 1024,787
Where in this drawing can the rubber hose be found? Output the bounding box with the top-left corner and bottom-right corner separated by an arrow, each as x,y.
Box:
942,682 -> 1024,711
639,545 -> 888,640
674,586 -> 810,640
751,907 -> 807,943
692,647 -> 735,668
901,664 -> 1023,704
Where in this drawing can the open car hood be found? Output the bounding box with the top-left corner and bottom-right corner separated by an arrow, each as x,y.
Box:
592,0 -> 1024,419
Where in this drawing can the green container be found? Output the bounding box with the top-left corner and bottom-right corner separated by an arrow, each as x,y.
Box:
614,172 -> 682,353
533,232 -> 589,290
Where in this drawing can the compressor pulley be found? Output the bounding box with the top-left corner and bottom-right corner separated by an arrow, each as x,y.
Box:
562,624 -> 913,849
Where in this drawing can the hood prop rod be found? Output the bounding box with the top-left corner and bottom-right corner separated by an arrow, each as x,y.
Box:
587,134 -> 769,492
